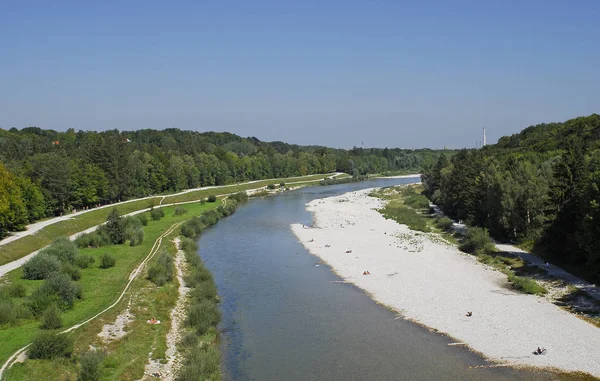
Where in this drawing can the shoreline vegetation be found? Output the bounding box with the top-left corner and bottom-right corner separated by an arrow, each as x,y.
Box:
292,185 -> 600,379
0,188 -> 245,380
0,173 -> 339,268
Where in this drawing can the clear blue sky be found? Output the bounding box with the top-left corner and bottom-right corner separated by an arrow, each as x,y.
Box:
1,1 -> 598,149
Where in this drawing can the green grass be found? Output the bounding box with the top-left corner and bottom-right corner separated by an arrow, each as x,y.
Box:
507,273 -> 548,295
0,173 -> 337,267
0,202 -> 220,370
161,173 -> 334,204
379,200 -> 430,232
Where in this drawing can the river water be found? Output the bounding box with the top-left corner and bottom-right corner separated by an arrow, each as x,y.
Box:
196,178 -> 553,381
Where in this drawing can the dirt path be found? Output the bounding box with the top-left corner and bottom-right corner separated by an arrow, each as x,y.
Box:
0,222 -> 182,380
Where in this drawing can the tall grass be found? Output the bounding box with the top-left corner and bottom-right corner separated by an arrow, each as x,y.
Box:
459,227 -> 495,255
380,202 -> 430,232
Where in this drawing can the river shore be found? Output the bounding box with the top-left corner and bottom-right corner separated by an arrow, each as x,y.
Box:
291,189 -> 600,377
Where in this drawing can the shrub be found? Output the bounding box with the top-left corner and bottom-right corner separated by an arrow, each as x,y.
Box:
405,194 -> 430,210
42,237 -> 78,264
189,280 -> 217,302
184,267 -> 213,288
105,208 -> 125,244
0,283 -> 26,298
0,300 -> 17,325
508,274 -> 548,295
180,237 -> 198,253
178,332 -> 198,348
435,216 -> 454,231
77,351 -> 104,381
128,228 -> 144,246
22,253 -> 62,280
75,230 -> 111,249
75,254 -> 95,269
459,227 -> 495,255
137,213 -> 149,226
207,195 -> 217,203
61,263 -> 82,281
228,191 -> 248,203
41,273 -> 82,310
150,208 -> 165,221
267,184 -> 276,190
40,304 -> 62,330
279,181 -> 285,187
28,331 -> 73,359
176,346 -> 219,381
186,300 -> 221,335
200,199 -> 206,205
99,253 -> 116,269
147,251 -> 174,286
174,206 -> 188,216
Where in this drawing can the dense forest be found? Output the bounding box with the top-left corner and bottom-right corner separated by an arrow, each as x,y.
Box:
422,114 -> 600,281
0,127 -> 440,236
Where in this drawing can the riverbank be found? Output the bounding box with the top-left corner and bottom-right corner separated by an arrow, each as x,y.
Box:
291,189 -> 600,378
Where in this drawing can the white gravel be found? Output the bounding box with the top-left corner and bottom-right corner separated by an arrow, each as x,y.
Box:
291,189 -> 600,377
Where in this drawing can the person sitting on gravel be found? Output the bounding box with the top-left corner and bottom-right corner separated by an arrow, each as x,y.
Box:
466,311 -> 472,317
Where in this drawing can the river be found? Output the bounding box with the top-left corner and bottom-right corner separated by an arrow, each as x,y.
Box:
196,178 -> 554,381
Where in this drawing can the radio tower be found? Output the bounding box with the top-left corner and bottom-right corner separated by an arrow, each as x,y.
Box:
483,127 -> 487,147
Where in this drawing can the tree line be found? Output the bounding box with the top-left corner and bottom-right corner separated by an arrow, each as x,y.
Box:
0,127 -> 442,236
422,114 -> 600,281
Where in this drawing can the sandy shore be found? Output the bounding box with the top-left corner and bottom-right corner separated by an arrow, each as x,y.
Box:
291,189 -> 600,377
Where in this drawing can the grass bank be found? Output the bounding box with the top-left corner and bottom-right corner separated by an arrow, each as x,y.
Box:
0,173 -> 336,267
0,201 -> 222,379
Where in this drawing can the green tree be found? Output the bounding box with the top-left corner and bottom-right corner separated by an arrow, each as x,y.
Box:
105,208 -> 125,244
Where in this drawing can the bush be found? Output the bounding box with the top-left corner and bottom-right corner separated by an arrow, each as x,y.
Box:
40,304 -> 62,330
176,345 -> 220,381
207,195 -> 217,203
459,227 -> 495,255
147,251 -> 174,286
228,191 -> 248,203
137,213 -> 149,226
105,208 -> 126,244
178,332 -> 198,348
186,300 -> 221,335
41,273 -> 82,310
184,267 -> 213,288
508,274 -> 548,295
200,199 -> 206,205
150,208 -> 165,221
22,253 -> 62,280
405,194 -> 430,210
28,331 -> 73,359
75,254 -> 95,269
174,206 -> 188,216
0,283 -> 26,298
99,253 -> 116,269
0,300 -> 17,325
180,237 -> 198,253
267,184 -> 276,190
279,181 -> 285,187
61,263 -> 82,281
75,229 -> 111,249
42,237 -> 78,264
128,228 -> 144,246
435,216 -> 454,231
189,280 -> 217,302
77,351 -> 104,381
